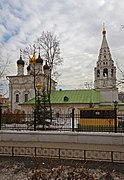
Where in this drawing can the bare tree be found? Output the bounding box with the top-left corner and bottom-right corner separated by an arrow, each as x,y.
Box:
115,60 -> 124,92
0,46 -> 10,97
23,32 -> 62,130
114,25 -> 124,89
24,32 -> 62,94
84,81 -> 93,89
37,31 -> 63,90
36,31 -> 63,119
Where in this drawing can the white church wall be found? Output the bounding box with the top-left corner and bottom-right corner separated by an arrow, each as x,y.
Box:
20,103 -> 100,114
100,88 -> 118,104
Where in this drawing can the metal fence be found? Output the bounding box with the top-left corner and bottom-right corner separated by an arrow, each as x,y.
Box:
1,114 -> 34,131
0,112 -> 124,133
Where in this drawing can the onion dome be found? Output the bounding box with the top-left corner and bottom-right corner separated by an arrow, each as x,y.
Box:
102,27 -> 106,36
43,61 -> 50,70
17,49 -> 24,66
30,52 -> 36,64
36,53 -> 43,64
27,65 -> 30,71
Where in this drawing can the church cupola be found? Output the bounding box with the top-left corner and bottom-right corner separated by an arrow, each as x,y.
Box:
35,51 -> 43,74
36,49 -> 43,64
17,49 -> 24,76
43,61 -> 50,76
94,27 -> 116,89
29,47 -> 43,75
102,27 -> 106,36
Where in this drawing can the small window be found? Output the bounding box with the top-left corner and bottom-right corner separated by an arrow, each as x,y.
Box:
25,94 -> 28,102
97,69 -> 100,77
111,69 -> 114,77
56,112 -> 59,118
16,94 -> 19,103
64,96 -> 69,101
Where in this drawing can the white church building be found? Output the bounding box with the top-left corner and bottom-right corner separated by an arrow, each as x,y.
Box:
7,50 -> 56,113
7,28 -> 118,114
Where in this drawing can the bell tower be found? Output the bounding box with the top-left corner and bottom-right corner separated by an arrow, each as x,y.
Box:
94,27 -> 116,89
94,27 -> 118,104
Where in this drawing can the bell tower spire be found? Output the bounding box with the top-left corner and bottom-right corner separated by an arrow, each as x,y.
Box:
94,27 -> 116,89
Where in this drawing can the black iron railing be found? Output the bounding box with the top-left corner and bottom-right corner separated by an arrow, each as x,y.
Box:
0,112 -> 124,133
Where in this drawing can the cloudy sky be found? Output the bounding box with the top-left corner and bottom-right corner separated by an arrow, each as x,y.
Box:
0,0 -> 124,93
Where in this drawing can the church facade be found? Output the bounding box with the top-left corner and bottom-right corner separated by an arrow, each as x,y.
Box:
7,28 -> 118,114
7,50 -> 56,113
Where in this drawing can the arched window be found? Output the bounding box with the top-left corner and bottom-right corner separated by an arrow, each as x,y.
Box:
111,69 -> 114,77
64,96 -> 69,101
103,68 -> 108,77
25,94 -> 28,102
16,94 -> 19,102
97,69 -> 100,77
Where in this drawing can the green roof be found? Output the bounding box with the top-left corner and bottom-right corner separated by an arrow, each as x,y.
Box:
51,89 -> 100,104
23,89 -> 100,105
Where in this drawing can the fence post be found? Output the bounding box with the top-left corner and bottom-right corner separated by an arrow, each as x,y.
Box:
111,151 -> 113,162
35,147 -> 36,156
34,109 -> 36,131
72,108 -> 75,132
59,148 -> 60,159
12,147 -> 14,156
84,150 -> 86,161
113,101 -> 118,133
0,102 -> 2,130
